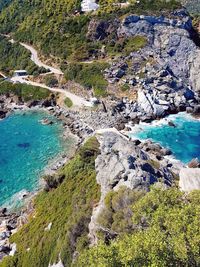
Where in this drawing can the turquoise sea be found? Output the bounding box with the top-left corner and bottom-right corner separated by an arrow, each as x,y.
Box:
0,110 -> 73,207
129,113 -> 200,164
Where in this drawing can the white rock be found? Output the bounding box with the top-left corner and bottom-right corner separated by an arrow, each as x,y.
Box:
179,168 -> 200,192
49,259 -> 64,267
9,243 -> 17,256
45,222 -> 52,231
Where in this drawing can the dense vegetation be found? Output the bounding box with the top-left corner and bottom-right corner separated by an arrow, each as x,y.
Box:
0,36 -> 46,75
77,187 -> 200,267
0,0 -> 181,62
0,137 -> 100,267
0,0 -> 12,12
64,62 -> 109,97
0,81 -> 50,101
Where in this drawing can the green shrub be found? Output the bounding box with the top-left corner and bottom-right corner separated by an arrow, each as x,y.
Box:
45,75 -> 58,88
77,187 -> 200,267
64,62 -> 109,97
64,97 -> 73,108
124,36 -> 148,55
0,81 -> 50,101
121,83 -> 130,92
97,187 -> 145,236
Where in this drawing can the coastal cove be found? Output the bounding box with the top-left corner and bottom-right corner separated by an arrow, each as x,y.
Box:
0,110 -> 75,208
129,113 -> 200,164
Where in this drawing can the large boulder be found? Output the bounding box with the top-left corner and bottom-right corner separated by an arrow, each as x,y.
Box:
179,168 -> 200,192
189,50 -> 200,92
95,131 -> 175,198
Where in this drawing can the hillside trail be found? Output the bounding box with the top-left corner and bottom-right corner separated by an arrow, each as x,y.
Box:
0,35 -> 93,107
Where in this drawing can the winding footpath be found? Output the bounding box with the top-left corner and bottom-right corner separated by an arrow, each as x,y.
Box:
0,35 -> 92,107
20,43 -> 63,75
11,76 -> 92,107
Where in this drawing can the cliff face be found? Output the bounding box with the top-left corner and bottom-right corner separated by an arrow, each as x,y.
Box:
104,10 -> 200,120
89,131 -> 180,245
181,0 -> 200,14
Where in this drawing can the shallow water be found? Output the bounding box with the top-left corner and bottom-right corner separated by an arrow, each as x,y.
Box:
129,113 -> 200,164
0,110 -> 72,207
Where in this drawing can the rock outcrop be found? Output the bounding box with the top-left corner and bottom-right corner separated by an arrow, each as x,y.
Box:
89,130 -> 180,245
105,9 -> 200,120
179,168 -> 200,192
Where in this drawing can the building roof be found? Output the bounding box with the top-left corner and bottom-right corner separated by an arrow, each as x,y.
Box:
14,70 -> 27,73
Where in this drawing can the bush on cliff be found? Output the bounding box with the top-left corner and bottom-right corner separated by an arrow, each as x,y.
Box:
77,187 -> 200,267
0,81 -> 50,101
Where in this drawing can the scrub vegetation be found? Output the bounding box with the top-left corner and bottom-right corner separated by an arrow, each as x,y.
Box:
0,0 -> 180,62
77,187 -> 200,267
64,62 -> 109,97
0,137 -> 100,267
0,81 -> 50,101
0,36 -> 47,75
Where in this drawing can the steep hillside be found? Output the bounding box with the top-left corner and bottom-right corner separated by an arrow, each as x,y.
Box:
0,0 -> 181,61
0,137 -> 100,267
181,0 -> 200,14
0,36 -> 47,75
0,1 -> 200,267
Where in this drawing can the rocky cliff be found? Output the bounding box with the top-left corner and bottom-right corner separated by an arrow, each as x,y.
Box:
89,130 -> 180,245
103,9 -> 200,120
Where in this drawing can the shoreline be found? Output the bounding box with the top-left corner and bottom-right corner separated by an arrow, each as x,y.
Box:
1,101 -> 199,210
0,99 -> 83,259
0,94 -> 199,261
0,105 -> 80,208
124,112 -> 200,166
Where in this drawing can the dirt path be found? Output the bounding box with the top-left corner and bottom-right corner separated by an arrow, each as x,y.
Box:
20,43 -> 63,75
0,35 -> 93,107
11,77 -> 92,107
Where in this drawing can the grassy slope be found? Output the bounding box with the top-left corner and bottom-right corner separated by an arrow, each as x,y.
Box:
0,137 -> 100,267
0,81 -> 50,101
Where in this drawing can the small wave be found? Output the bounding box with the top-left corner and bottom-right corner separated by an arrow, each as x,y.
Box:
128,112 -> 198,135
2,189 -> 31,211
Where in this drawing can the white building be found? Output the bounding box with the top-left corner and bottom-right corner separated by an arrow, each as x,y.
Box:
81,0 -> 99,12
13,70 -> 28,77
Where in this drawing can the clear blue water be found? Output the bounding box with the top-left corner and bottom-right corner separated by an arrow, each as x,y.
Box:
0,110 -> 72,207
129,113 -> 200,164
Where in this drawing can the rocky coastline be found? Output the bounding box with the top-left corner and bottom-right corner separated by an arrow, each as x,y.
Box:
0,8 -> 200,263
0,88 -> 200,261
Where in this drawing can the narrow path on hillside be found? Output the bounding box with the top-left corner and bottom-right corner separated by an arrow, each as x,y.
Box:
0,35 -> 93,106
20,43 -> 63,75
18,42 -> 93,106
11,76 -> 92,107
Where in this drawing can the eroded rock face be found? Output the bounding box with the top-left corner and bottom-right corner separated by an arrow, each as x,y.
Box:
179,168 -> 200,192
88,131 -> 180,245
95,132 -> 175,198
189,50 -> 200,92
87,18 -> 120,41
105,10 -> 200,119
